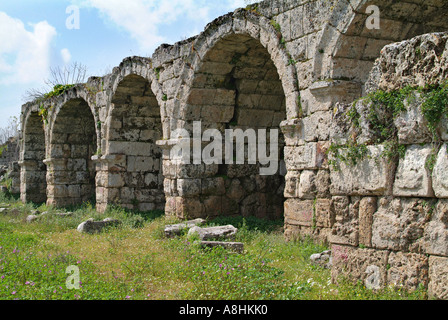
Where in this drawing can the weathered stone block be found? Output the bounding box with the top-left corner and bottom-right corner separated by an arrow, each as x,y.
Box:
298,170 -> 316,199
331,245 -> 389,290
77,218 -> 121,234
330,196 -> 359,247
428,256 -> 448,300
387,252 -> 428,292
330,145 -> 395,196
314,198 -> 333,228
394,93 -> 433,145
358,197 -> 377,248
284,170 -> 299,198
432,144 -> 448,198
302,111 -> 332,142
285,142 -> 329,171
201,177 -> 226,196
315,170 -> 331,198
284,198 -> 314,227
393,145 -> 435,197
177,179 -> 201,197
164,218 -> 206,237
422,199 -> 448,256
188,225 -> 238,241
372,198 -> 430,252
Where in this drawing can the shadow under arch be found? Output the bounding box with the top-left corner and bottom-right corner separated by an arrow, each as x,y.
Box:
97,73 -> 164,212
20,110 -> 47,204
175,30 -> 288,220
46,98 -> 98,207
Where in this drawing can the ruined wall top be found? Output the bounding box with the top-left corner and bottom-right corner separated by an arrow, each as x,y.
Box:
366,32 -> 448,93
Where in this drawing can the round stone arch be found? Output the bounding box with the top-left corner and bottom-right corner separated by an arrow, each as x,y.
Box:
177,10 -> 300,121
312,0 -> 448,91
97,67 -> 165,213
46,97 -> 98,207
19,107 -> 47,204
164,10 -> 298,220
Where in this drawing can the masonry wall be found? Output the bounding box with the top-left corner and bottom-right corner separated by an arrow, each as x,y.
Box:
322,33 -> 448,300
17,0 -> 448,299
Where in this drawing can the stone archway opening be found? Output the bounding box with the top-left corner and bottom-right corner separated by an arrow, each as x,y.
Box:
103,74 -> 164,212
186,33 -> 287,220
47,98 -> 97,207
20,111 -> 47,204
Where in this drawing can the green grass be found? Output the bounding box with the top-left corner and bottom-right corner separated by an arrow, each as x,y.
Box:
0,193 -> 427,300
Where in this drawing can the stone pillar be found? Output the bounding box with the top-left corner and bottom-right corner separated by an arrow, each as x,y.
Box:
94,154 -> 126,213
19,160 -> 46,204
45,157 -> 94,207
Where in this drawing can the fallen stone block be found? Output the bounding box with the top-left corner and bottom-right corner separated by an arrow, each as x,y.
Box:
77,218 -> 121,234
0,208 -> 8,215
310,250 -> 332,269
393,144 -> 435,197
164,218 -> 206,237
188,225 -> 238,241
26,215 -> 39,223
200,241 -> 244,253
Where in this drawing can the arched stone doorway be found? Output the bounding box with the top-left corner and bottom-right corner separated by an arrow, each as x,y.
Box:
46,98 -> 97,207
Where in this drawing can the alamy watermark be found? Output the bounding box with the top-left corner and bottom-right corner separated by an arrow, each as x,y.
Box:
66,265 -> 80,290
366,5 -> 380,30
169,121 -> 279,176
66,5 -> 80,30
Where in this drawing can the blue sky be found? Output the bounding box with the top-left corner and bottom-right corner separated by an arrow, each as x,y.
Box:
0,0 -> 254,129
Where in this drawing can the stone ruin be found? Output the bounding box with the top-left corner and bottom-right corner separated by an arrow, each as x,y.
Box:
0,137 -> 20,196
15,0 -> 448,299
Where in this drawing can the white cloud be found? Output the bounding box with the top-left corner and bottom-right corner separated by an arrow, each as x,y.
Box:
75,0 -> 250,54
0,12 -> 57,85
61,48 -> 72,64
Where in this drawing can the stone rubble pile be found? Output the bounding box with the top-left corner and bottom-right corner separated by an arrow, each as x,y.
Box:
165,219 -> 244,253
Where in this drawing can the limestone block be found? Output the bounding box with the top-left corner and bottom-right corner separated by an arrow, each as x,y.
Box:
302,111 -> 332,142
108,141 -> 153,157
372,198 -> 430,252
394,93 -> 433,145
315,170 -> 331,198
298,170 -> 316,199
200,105 -> 234,123
107,173 -> 125,188
393,145 -> 435,197
164,218 -> 206,237
188,225 -> 238,241
422,200 -> 448,256
225,179 -> 245,202
329,196 -> 359,247
203,196 -> 223,217
314,198 -> 333,228
358,197 -> 377,248
201,177 -> 225,196
428,256 -> 448,300
387,252 -> 428,292
177,179 -> 201,197
284,170 -> 299,198
331,245 -> 389,289
310,250 -> 332,269
77,218 -> 121,234
432,145 -> 448,198
175,197 -> 205,219
330,145 -> 395,196
284,142 -> 329,171
127,156 -> 155,172
280,119 -> 305,147
284,198 -> 314,227
144,173 -> 159,188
